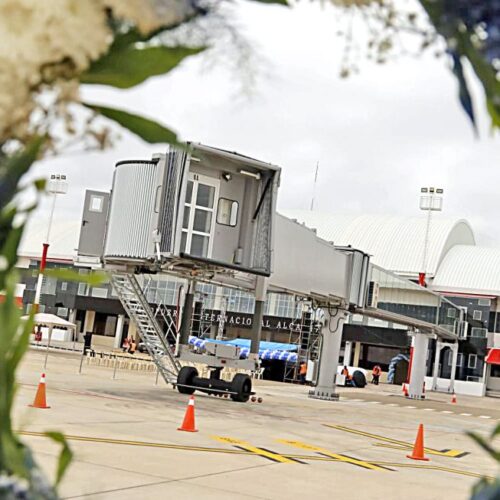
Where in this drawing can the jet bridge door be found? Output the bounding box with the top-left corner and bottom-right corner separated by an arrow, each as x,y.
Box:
180,173 -> 220,259
77,190 -> 110,258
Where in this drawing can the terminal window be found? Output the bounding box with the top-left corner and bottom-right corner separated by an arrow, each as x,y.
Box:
448,351 -> 463,367
468,354 -> 477,369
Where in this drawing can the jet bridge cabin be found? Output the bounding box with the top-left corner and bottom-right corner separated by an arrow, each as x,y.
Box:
104,143 -> 280,277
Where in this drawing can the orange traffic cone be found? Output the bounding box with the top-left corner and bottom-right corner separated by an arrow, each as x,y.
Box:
451,392 -> 457,404
178,395 -> 198,432
29,373 -> 50,409
403,384 -> 409,397
406,424 -> 429,461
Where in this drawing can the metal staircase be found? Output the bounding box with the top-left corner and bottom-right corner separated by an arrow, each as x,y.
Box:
154,302 -> 179,345
109,272 -> 181,385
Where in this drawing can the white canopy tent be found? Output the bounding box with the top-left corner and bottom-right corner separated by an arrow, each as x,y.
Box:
25,313 -> 76,329
23,313 -> 77,368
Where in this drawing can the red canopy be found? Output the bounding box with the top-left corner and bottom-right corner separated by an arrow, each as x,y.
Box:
485,349 -> 500,365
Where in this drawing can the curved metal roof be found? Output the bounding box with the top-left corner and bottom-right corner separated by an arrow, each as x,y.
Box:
280,210 -> 475,276
18,218 -> 80,261
432,245 -> 500,296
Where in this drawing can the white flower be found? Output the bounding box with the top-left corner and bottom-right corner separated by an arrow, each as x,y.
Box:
0,256 -> 8,271
0,0 -> 196,143
104,0 -> 197,34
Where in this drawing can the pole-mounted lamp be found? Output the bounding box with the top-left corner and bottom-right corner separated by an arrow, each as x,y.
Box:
418,186 -> 443,287
33,174 -> 68,312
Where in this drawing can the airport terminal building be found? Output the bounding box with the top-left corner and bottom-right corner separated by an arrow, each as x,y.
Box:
16,202 -> 500,397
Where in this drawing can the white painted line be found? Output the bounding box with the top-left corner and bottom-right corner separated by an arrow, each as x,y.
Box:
369,401 -> 381,404
479,415 -> 491,419
405,406 -> 417,409
460,413 -> 472,416
386,403 -> 399,407
441,410 -> 454,414
348,399 -> 363,402
423,408 -> 435,411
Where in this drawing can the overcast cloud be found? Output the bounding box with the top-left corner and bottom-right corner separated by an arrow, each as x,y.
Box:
26,1 -> 500,247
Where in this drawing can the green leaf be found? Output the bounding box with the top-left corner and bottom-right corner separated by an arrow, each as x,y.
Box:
10,311 -> 33,373
1,225 -> 25,275
44,432 -> 73,486
467,431 -> 500,462
487,99 -> 500,129
0,136 -> 45,213
81,45 -> 204,89
83,103 -> 179,144
471,478 -> 500,499
44,268 -> 107,287
33,178 -> 47,192
491,423 -> 500,439
456,34 -> 500,130
450,51 -> 476,133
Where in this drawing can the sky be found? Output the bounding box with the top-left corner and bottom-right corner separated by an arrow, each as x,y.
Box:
26,1 -> 500,248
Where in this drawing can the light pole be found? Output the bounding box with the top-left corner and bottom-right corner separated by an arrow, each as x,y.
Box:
33,174 -> 68,313
418,186 -> 443,287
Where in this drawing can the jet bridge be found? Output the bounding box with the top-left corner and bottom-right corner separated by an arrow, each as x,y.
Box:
81,142 -> 463,402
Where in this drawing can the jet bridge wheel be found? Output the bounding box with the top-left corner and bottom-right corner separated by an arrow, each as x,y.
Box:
230,374 -> 252,402
177,366 -> 198,395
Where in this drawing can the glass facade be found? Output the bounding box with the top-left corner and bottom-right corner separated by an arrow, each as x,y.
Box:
143,276 -> 179,306
196,282 -> 217,310
267,293 -> 301,319
224,287 -> 255,314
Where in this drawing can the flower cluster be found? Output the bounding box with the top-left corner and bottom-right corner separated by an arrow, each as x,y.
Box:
0,0 -> 196,149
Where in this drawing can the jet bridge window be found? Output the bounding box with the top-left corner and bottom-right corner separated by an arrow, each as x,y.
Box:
217,198 -> 239,227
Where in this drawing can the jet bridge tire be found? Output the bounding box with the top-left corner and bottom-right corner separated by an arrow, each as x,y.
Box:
230,374 -> 252,402
177,366 -> 198,395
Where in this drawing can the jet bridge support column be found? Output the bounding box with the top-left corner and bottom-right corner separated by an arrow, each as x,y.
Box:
249,277 -> 268,363
309,307 -> 346,401
449,342 -> 459,394
431,341 -> 441,391
431,340 -> 459,393
179,280 -> 195,346
408,333 -> 431,400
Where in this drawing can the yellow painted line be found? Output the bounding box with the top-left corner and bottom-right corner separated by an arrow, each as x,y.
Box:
324,424 -> 468,458
18,430 -> 331,462
277,439 -> 389,471
19,430 -> 251,456
19,431 -> 490,478
212,436 -> 297,463
373,462 -> 494,480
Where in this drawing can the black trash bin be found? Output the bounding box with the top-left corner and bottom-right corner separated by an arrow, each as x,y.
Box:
83,332 -> 93,355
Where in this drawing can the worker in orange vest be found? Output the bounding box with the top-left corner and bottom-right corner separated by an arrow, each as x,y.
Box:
299,361 -> 307,384
342,365 -> 354,386
371,365 -> 381,385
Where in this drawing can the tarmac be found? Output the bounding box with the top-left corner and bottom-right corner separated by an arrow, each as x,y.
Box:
13,349 -> 500,499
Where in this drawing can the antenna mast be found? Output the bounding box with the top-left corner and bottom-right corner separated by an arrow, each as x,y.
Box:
310,161 -> 319,211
